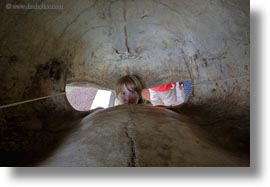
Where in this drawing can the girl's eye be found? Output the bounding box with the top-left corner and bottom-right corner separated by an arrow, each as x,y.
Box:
121,91 -> 126,95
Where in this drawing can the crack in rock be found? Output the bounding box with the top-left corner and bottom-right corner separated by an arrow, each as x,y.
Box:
122,0 -> 130,54
124,120 -> 137,167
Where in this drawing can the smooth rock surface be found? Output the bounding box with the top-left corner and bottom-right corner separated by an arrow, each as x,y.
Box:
40,105 -> 248,167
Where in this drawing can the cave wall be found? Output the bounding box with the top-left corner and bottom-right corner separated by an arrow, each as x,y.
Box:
0,0 -> 249,166
1,0 -> 249,106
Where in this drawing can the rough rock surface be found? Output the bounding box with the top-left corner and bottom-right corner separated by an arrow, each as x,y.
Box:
0,0 -> 249,166
40,105 -> 248,167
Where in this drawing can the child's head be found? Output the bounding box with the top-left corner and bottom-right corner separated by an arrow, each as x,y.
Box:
115,75 -> 144,104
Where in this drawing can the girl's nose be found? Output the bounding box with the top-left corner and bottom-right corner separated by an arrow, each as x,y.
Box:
127,94 -> 136,103
123,94 -> 131,103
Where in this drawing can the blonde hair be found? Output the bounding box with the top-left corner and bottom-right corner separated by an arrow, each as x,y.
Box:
115,75 -> 144,100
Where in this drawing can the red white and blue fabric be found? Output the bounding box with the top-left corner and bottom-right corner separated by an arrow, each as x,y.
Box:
150,83 -> 176,92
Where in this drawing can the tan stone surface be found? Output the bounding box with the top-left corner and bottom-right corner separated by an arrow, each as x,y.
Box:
40,105 -> 248,167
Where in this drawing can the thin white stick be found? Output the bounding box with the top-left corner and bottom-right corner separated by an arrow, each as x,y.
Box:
0,92 -> 66,109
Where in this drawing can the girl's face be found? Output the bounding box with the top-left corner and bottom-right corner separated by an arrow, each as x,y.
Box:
118,85 -> 140,104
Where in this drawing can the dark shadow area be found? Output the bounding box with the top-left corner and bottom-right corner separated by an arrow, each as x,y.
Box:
179,103 -> 250,159
0,114 -> 88,166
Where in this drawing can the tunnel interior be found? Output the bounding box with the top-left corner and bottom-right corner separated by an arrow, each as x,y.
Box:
0,0 -> 249,166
